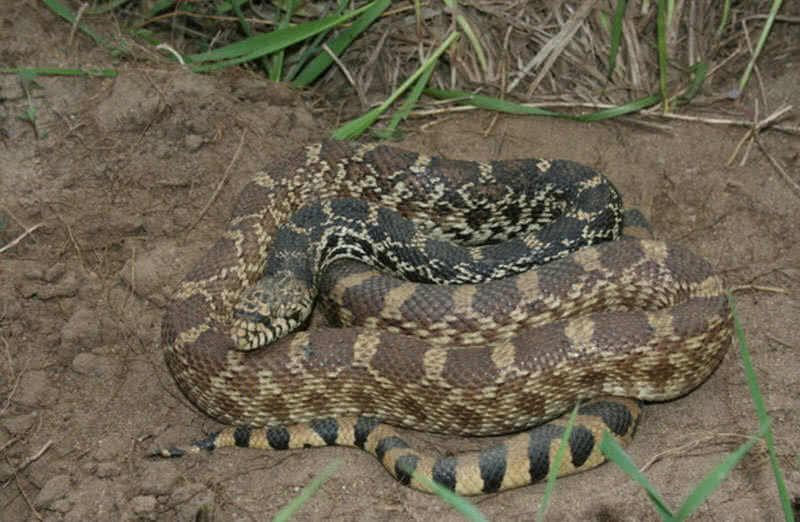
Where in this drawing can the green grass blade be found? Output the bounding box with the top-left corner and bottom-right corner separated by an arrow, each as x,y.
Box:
444,0 -> 488,76
231,0 -> 254,38
425,88 -> 563,117
332,106 -> 385,140
283,1 -> 351,82
536,402 -> 580,522
656,0 -> 669,111
738,0 -> 784,92
375,55 -> 436,139
140,0 -> 177,20
292,0 -> 391,86
425,88 -> 660,121
86,0 -> 130,15
679,61 -> 708,103
17,70 -> 41,89
188,1 -> 378,69
214,0 -> 308,17
607,0 -> 628,79
272,459 -> 342,522
267,0 -> 297,80
601,433 -> 675,519
571,95 -> 662,120
410,473 -> 488,522
603,296 -> 790,521
673,421 -> 772,520
715,0 -> 732,39
40,0 -> 107,46
332,31 -> 460,140
727,292 -> 795,521
229,0 -> 272,77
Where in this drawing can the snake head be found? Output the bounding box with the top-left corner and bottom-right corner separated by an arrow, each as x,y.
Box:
230,271 -> 315,351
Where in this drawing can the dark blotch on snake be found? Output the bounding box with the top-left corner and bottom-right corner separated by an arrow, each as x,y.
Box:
353,417 -> 382,449
479,444 -> 508,493
578,400 -> 635,437
233,426 -> 252,448
266,425 -> 290,450
566,425 -> 596,468
432,457 -> 458,491
310,418 -> 339,446
394,455 -> 419,486
528,424 -> 565,481
375,436 -> 410,461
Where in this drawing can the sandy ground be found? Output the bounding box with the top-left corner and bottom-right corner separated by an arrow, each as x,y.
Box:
1,5 -> 799,522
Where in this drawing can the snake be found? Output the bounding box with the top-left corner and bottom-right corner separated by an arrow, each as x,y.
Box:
160,140 -> 732,495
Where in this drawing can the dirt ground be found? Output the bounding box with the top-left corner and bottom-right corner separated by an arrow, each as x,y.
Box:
2,5 -> 800,522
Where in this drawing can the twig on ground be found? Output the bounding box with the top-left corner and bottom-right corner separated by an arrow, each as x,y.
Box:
640,432 -> 762,473
12,440 -> 53,521
726,104 -> 794,167
409,102 -> 798,134
1,337 -> 21,417
323,43 -> 366,107
15,475 -> 43,521
739,19 -> 765,108
755,132 -> 800,195
729,284 -> 790,295
357,29 -> 390,103
57,216 -> 86,273
156,43 -> 185,64
13,440 -> 53,475
767,334 -> 793,349
68,2 -> 88,48
735,99 -> 760,167
186,131 -> 246,237
744,14 -> 800,23
0,436 -> 19,453
653,105 -> 796,134
0,223 -> 43,254
0,370 -> 21,417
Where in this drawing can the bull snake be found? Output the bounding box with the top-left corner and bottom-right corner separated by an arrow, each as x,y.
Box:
159,141 -> 732,495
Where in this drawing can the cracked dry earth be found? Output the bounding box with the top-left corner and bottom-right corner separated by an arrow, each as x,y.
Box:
2,7 -> 800,522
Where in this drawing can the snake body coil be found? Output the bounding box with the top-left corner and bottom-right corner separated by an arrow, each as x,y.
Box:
161,141 -> 732,495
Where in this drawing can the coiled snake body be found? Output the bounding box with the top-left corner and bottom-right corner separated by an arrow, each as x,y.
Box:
161,141 -> 732,495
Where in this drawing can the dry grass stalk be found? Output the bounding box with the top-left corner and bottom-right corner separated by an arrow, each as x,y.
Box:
137,1 -> 795,115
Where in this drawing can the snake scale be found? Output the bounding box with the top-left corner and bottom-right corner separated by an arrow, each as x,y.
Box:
160,140 -> 733,495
